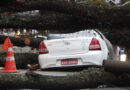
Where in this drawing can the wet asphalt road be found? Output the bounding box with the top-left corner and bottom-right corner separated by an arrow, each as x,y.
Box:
33,70 -> 74,76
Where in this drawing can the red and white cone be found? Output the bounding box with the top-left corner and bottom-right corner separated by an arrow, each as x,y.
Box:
3,45 -> 18,72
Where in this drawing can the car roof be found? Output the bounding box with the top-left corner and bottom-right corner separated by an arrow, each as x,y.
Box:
48,29 -> 99,40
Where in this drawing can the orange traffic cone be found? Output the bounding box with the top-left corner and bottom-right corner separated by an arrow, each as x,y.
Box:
3,45 -> 18,72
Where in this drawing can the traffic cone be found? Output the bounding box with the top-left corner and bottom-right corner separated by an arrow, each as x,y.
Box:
3,45 -> 18,72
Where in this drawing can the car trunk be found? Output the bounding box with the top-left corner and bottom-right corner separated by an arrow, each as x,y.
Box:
44,38 -> 92,56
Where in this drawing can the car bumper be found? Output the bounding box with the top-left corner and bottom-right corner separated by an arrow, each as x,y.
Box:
38,51 -> 104,69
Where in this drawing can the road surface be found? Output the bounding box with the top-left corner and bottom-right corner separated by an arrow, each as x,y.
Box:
0,69 -> 74,76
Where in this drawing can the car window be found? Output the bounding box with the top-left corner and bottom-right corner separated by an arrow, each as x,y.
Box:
94,30 -> 104,40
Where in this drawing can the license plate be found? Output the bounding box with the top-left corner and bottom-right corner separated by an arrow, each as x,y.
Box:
61,59 -> 78,65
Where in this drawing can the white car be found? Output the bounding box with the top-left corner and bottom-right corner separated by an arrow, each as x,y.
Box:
38,29 -> 114,69
34,35 -> 47,40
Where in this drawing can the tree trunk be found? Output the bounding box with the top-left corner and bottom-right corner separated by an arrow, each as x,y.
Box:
0,35 -> 42,48
0,53 -> 38,69
0,31 -> 130,49
103,60 -> 130,73
1,0 -> 130,29
0,68 -> 130,89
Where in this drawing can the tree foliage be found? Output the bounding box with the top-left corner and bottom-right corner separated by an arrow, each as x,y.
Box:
0,67 -> 130,89
0,0 -> 130,48
84,0 -> 112,9
0,52 -> 38,69
122,0 -> 130,4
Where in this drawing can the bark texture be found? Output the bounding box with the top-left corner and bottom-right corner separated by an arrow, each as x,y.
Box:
0,0 -> 130,29
0,53 -> 38,69
0,68 -> 130,89
0,35 -> 42,48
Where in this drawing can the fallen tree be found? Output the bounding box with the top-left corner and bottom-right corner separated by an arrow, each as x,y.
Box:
0,52 -> 38,69
103,60 -> 130,73
0,53 -> 130,89
0,13 -> 75,30
0,30 -> 130,49
0,35 -> 42,48
1,0 -> 130,29
0,67 -> 130,89
106,32 -> 130,49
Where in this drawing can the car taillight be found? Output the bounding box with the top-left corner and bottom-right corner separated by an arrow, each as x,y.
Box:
39,42 -> 48,54
89,38 -> 101,50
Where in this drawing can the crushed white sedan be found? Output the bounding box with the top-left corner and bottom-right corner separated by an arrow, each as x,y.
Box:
38,29 -> 114,69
